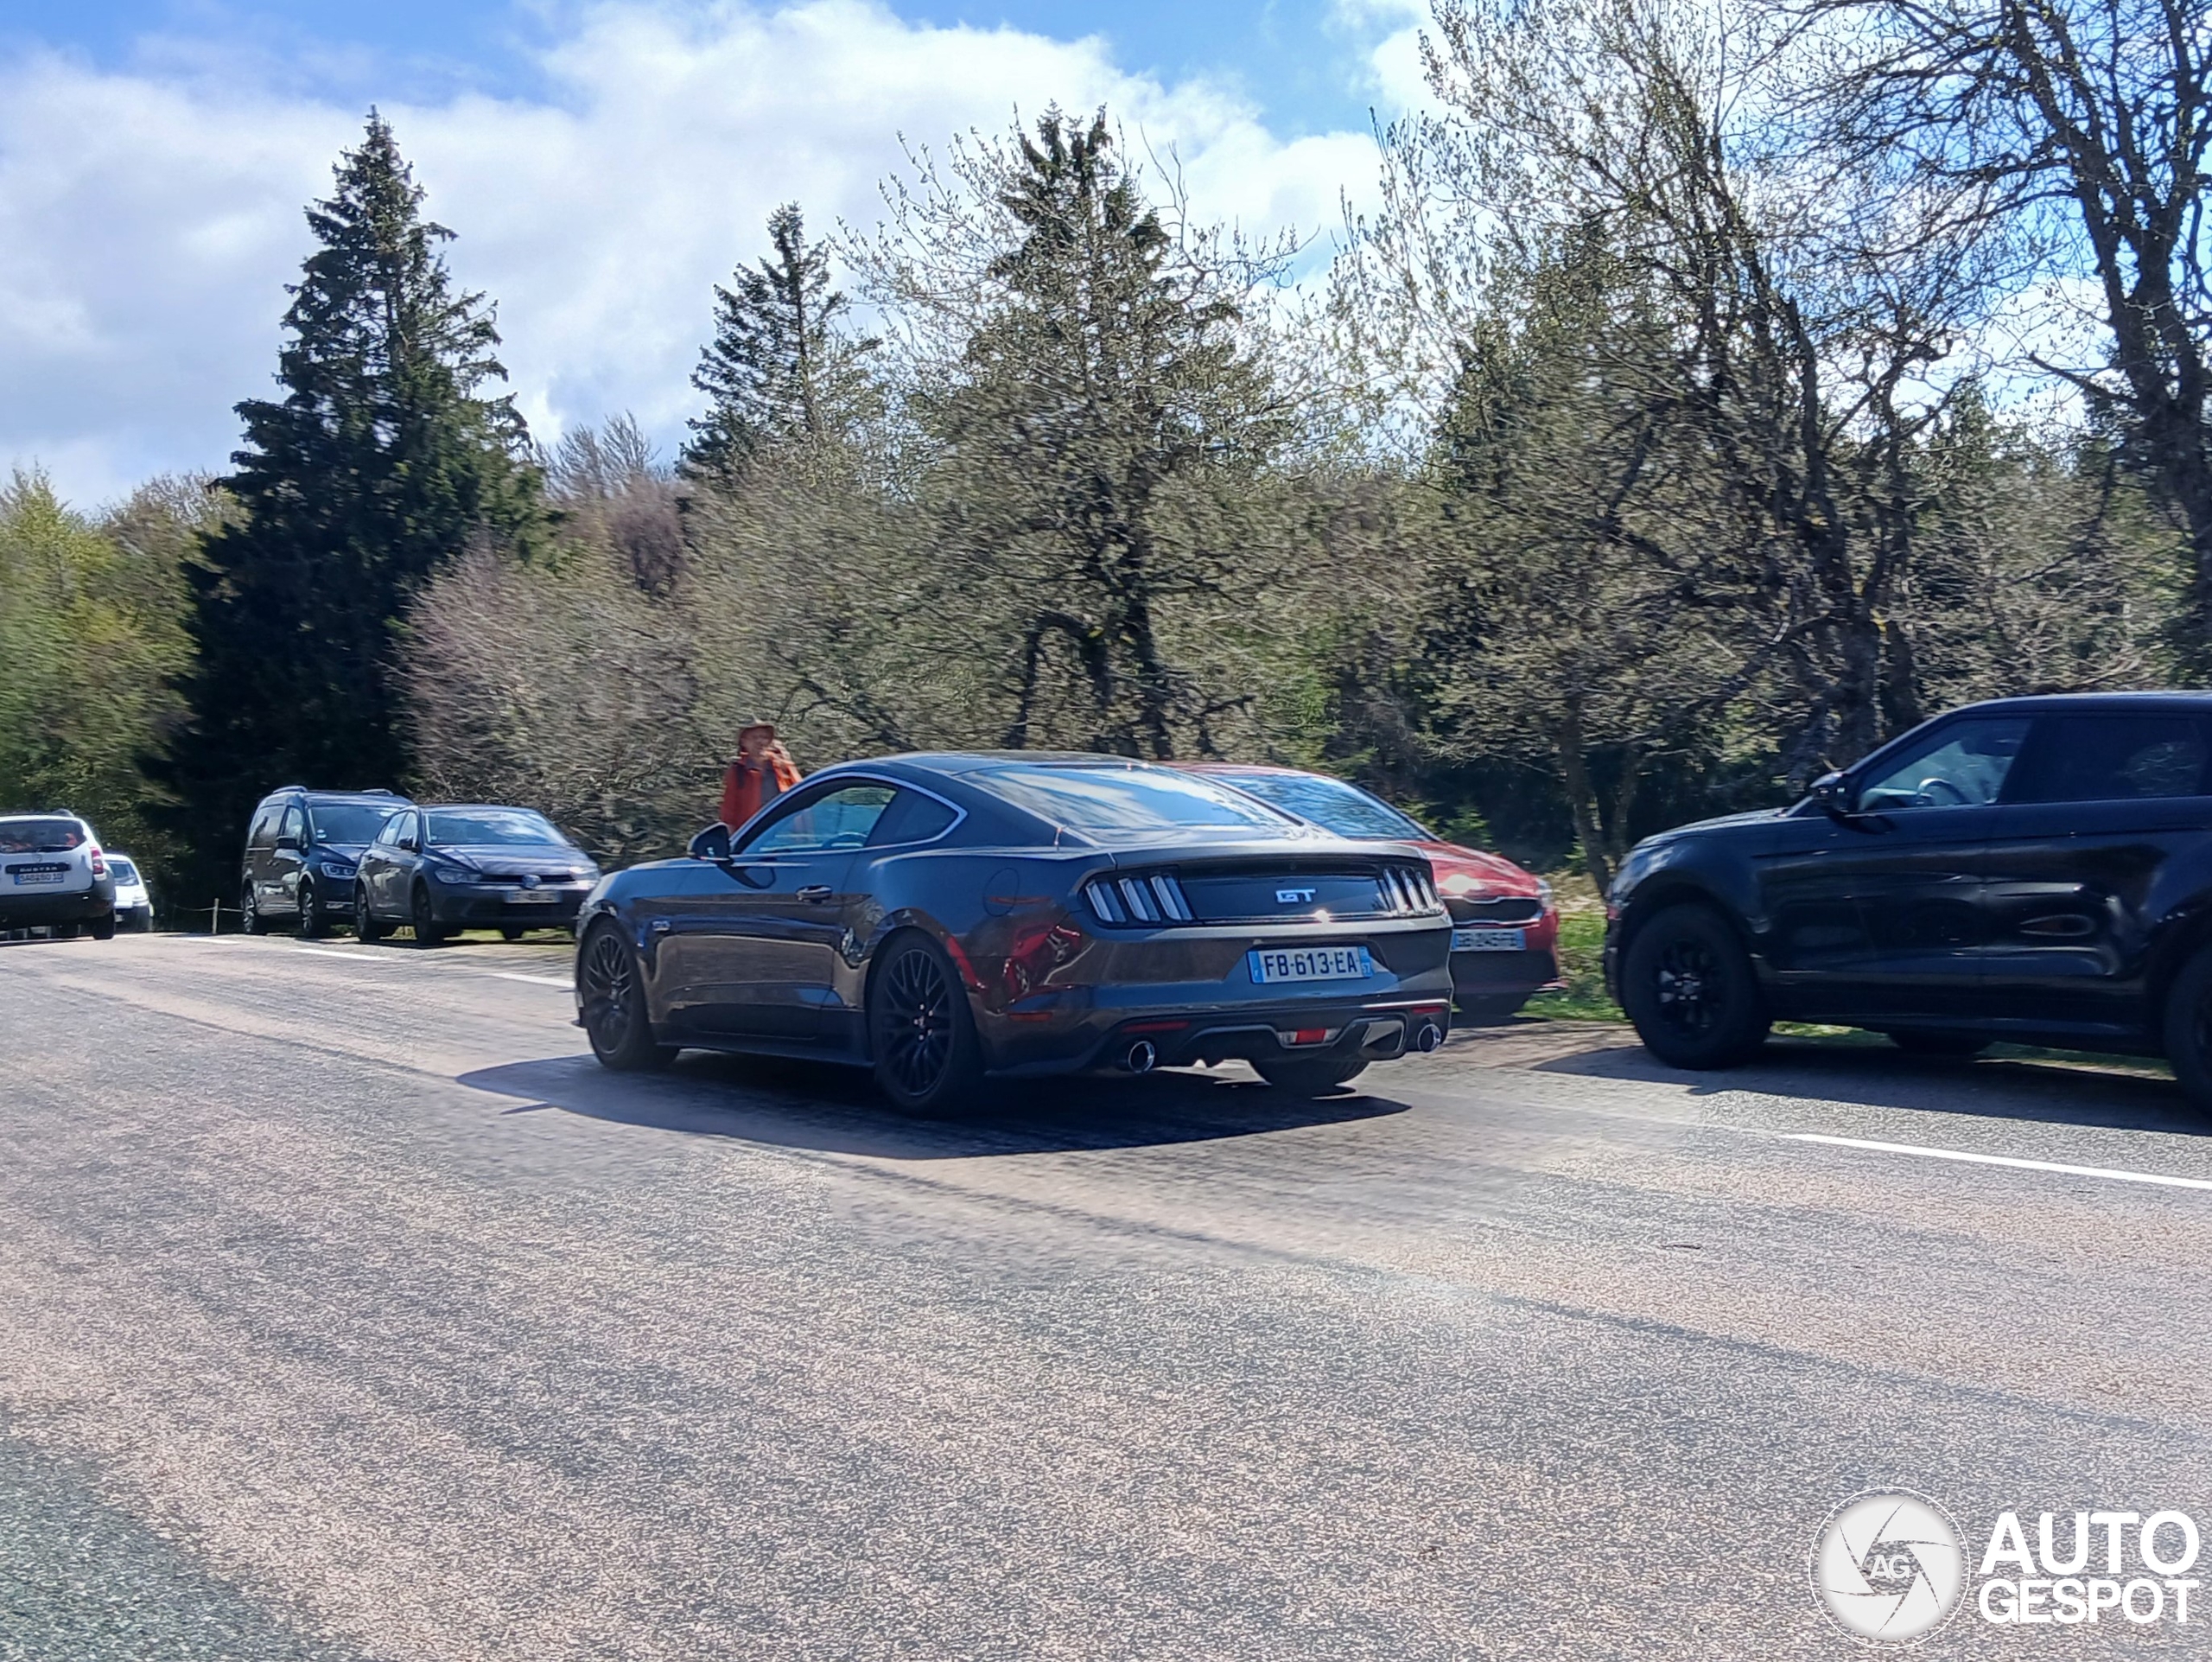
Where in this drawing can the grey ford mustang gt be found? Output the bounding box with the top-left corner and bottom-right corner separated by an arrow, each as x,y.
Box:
573,753 -> 1455,1112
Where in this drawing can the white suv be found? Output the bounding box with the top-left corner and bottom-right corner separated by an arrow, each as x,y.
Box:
0,814 -> 118,939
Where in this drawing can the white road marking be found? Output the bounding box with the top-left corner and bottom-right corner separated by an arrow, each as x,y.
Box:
292,947 -> 388,964
493,972 -> 572,988
1783,1132 -> 2212,1193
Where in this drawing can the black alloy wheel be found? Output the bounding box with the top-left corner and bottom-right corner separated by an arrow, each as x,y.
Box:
296,881 -> 325,939
868,934 -> 985,1115
579,923 -> 675,1071
1621,903 -> 1770,1069
354,885 -> 387,943
241,886 -> 268,935
2164,946 -> 2212,1113
410,883 -> 448,946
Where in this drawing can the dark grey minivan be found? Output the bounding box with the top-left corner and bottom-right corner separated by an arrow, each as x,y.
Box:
240,786 -> 410,937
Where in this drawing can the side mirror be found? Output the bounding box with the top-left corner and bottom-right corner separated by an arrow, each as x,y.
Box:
276,834 -> 301,851
1808,772 -> 1852,818
690,823 -> 732,861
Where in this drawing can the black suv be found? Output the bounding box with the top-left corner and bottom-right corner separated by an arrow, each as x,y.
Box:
1605,693 -> 2212,1104
240,786 -> 411,938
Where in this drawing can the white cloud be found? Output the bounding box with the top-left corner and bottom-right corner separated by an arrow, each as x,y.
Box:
0,0 -> 1402,507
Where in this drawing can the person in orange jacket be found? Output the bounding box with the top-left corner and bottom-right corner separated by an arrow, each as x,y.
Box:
720,723 -> 803,831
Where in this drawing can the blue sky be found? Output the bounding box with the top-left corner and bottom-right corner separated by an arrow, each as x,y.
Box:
0,1 -> 1426,505
3,1 -> 1400,134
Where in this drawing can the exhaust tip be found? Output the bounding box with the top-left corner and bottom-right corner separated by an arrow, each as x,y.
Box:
1414,1022 -> 1445,1054
1124,1039 -> 1158,1074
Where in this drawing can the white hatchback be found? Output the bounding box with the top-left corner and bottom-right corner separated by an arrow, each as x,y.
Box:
107,852 -> 153,931
0,814 -> 118,939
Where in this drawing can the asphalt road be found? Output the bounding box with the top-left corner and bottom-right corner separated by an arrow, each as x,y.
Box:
6,932 -> 2212,1659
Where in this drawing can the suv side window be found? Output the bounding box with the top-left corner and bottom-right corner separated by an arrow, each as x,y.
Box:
1857,717 -> 2031,812
247,804 -> 281,850
2011,715 -> 2212,804
279,806 -> 305,844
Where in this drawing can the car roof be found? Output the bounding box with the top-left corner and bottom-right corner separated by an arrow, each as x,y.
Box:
1947,691 -> 2212,716
0,811 -> 86,821
275,789 -> 413,805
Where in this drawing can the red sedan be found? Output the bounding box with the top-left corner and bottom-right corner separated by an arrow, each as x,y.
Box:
1181,764 -> 1561,1022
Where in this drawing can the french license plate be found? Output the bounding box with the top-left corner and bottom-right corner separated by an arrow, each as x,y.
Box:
12,870 -> 64,886
1453,927 -> 1525,952
1248,945 -> 1374,984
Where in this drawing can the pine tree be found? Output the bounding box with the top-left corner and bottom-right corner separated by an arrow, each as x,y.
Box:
161,113 -> 541,902
683,204 -> 866,475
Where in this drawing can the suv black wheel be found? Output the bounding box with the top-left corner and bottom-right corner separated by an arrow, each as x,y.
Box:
296,881 -> 325,939
410,883 -> 449,946
1882,1030 -> 1988,1059
354,886 -> 387,943
2164,946 -> 2212,1111
579,922 -> 677,1071
868,933 -> 987,1115
88,912 -> 115,941
1253,1055 -> 1369,1096
1621,903 -> 1770,1069
241,886 -> 269,935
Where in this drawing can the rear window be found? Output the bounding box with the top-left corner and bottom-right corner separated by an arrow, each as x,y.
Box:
426,808 -> 568,847
308,800 -> 404,846
981,765 -> 1298,836
1208,771 -> 1428,840
108,858 -> 140,883
0,818 -> 86,853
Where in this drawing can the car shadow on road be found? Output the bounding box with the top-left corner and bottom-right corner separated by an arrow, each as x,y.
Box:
1530,1037 -> 2207,1137
457,1052 -> 1409,1159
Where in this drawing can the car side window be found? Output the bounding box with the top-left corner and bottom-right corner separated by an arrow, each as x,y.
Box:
280,806 -> 305,844
248,805 -> 280,849
2012,715 -> 2212,804
372,812 -> 404,847
1857,718 -> 2031,812
739,784 -> 897,856
865,789 -> 959,848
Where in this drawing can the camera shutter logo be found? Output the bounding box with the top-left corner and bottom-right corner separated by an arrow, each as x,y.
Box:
1810,1490 -> 1967,1643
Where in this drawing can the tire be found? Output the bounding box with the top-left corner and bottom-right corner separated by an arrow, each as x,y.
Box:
578,922 -> 677,1071
1883,1030 -> 1988,1059
296,882 -> 325,939
868,932 -> 988,1115
410,883 -> 449,946
88,913 -> 115,941
241,886 -> 269,935
500,926 -> 526,942
354,886 -> 387,943
1253,1055 -> 1370,1096
1620,902 -> 1770,1069
2164,946 -> 2212,1111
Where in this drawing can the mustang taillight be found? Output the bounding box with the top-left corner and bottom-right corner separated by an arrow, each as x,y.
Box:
1381,865 -> 1438,914
1084,874 -> 1192,925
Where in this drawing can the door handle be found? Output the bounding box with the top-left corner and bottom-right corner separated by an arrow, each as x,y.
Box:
796,884 -> 834,903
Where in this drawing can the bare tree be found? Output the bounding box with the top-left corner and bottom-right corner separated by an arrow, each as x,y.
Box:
1803,0 -> 2212,655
